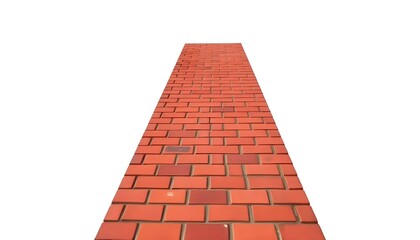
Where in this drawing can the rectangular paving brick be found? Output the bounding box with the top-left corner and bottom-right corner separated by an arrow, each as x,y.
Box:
96,43 -> 324,240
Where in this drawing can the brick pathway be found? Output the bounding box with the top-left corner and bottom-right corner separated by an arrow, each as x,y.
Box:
96,43 -> 325,240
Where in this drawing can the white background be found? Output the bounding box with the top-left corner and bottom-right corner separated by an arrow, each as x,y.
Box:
1,1 -> 420,239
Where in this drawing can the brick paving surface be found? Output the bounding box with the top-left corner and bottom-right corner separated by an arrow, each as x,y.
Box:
96,43 -> 325,240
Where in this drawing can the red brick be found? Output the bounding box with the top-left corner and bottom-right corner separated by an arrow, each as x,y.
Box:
185,224 -> 229,240
260,154 -> 292,164
245,165 -> 279,175
225,137 -> 254,145
230,190 -> 269,204
228,165 -> 243,176
189,190 -> 227,204
125,165 -> 156,176
134,176 -> 171,189
122,205 -> 164,221
154,107 -> 175,113
239,130 -> 268,137
137,224 -> 181,240
248,176 -> 285,189
143,154 -> 176,164
150,138 -> 180,145
104,204 -> 123,221
177,154 -> 209,164
232,224 -> 277,240
296,205 -> 318,223
249,112 -> 272,117
208,205 -> 249,222
112,189 -> 148,203
176,107 -> 199,112
242,145 -> 273,154
279,224 -> 325,240
281,164 -> 297,175
181,138 -> 210,145
193,165 -> 226,176
285,176 -> 303,190
188,112 -> 222,118
210,176 -> 246,189
135,145 -> 162,154
168,130 -> 196,138
224,112 -> 248,117
96,222 -> 137,240
196,146 -> 239,154
270,190 -> 309,204
172,177 -> 207,189
157,165 -> 191,176
119,176 -> 135,189
148,190 -> 186,204
164,146 -> 193,154
146,123 -> 156,130
255,137 -> 284,145
227,154 -> 258,164
165,205 -> 205,222
253,205 -> 295,222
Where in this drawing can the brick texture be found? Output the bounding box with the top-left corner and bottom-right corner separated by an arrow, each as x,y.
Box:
96,43 -> 325,240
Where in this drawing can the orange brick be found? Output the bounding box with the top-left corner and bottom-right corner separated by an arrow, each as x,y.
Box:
164,205 -> 205,222
143,130 -> 167,137
274,144 -> 288,153
252,123 -> 278,130
148,190 -> 186,204
209,130 -> 237,137
210,176 -> 246,189
280,164 -> 297,175
196,146 -> 239,154
125,165 -> 156,176
248,176 -> 285,189
230,190 -> 269,204
137,224 -> 181,240
211,154 -> 224,164
135,145 -> 162,154
143,155 -> 176,164
255,137 -> 284,145
134,176 -> 171,189
236,117 -> 263,123
296,205 -> 318,223
177,154 -> 209,164
104,204 -> 123,221
181,138 -> 210,145
168,130 -> 196,138
139,137 -> 151,146
224,123 -> 251,130
270,190 -> 309,204
210,118 -> 235,123
150,138 -> 180,145
228,165 -> 243,176
285,176 -> 303,189
193,165 -> 226,176
260,154 -> 292,164
239,130 -> 268,137
211,137 -> 224,145
96,222 -> 137,240
157,124 -> 183,130
279,224 -> 325,240
253,205 -> 295,222
245,165 -> 279,175
172,118 -> 198,124
233,224 -> 277,240
172,177 -> 207,189
242,145 -> 273,154
113,189 -> 148,203
122,205 -> 164,221
208,205 -> 249,222
119,176 -> 135,189
130,154 -> 144,164
184,124 -> 211,130
225,137 -> 254,145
